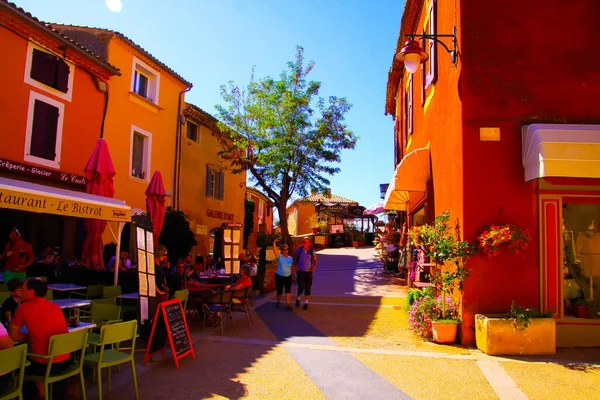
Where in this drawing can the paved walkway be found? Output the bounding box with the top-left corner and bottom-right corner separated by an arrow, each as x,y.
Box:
97,247 -> 600,400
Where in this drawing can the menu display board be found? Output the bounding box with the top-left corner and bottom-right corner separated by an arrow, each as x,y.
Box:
143,299 -> 195,368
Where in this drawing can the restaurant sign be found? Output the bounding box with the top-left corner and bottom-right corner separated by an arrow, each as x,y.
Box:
207,208 -> 234,221
0,158 -> 87,186
0,186 -> 130,222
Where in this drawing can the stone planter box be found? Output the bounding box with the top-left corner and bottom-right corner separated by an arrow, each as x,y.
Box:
475,314 -> 556,356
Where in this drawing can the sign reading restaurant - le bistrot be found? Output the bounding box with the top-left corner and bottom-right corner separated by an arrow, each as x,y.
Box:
0,185 -> 129,222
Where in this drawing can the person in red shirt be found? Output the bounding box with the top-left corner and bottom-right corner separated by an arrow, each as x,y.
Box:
0,227 -> 34,282
8,278 -> 70,398
230,265 -> 252,291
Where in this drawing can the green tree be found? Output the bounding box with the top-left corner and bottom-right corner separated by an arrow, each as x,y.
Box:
215,46 -> 357,243
243,199 -> 255,249
158,207 -> 197,264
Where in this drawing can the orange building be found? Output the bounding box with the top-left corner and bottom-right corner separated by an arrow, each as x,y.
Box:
245,187 -> 274,255
286,190 -> 357,237
179,103 -> 246,261
0,1 -> 120,258
51,25 -> 192,216
385,0 -> 600,346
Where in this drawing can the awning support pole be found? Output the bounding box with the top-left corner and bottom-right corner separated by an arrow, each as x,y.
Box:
113,222 -> 125,286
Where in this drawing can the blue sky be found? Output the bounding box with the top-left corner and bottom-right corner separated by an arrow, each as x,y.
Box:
16,0 -> 403,209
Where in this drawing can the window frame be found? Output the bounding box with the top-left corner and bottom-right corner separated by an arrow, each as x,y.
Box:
129,125 -> 152,182
130,56 -> 160,105
24,91 -> 65,169
425,0 -> 438,89
186,120 -> 199,143
24,42 -> 75,102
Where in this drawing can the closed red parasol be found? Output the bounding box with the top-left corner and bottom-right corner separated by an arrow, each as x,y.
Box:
82,139 -> 115,268
145,171 -> 166,248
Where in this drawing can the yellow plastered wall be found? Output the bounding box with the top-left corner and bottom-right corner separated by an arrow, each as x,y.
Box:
178,120 -> 246,259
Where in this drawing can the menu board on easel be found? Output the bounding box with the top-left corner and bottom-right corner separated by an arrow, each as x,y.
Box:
222,223 -> 242,275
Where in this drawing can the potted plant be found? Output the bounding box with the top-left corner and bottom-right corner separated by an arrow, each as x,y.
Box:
475,302 -> 554,355
307,214 -> 320,234
477,224 -> 531,257
353,232 -> 366,247
409,210 -> 476,344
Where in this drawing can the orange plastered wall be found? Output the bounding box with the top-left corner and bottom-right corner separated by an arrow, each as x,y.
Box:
179,121 -> 246,258
0,26 -> 107,176
101,38 -> 187,211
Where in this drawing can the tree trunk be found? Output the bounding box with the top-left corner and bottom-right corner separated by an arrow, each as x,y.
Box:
277,199 -> 292,246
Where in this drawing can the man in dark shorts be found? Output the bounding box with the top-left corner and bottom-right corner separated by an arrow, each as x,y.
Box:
293,237 -> 318,310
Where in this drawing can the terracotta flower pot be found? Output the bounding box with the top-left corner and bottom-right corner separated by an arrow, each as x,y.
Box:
576,306 -> 589,319
312,227 -> 319,234
431,320 -> 458,344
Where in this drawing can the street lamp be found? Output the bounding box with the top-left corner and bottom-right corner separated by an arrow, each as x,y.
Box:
395,26 -> 458,74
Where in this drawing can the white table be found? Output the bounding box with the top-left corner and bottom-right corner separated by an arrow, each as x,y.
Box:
52,298 -> 91,309
117,293 -> 139,300
48,283 -> 87,292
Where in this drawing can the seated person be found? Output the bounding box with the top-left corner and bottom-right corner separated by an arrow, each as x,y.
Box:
8,278 -> 70,399
246,255 -> 258,277
173,258 -> 186,275
193,255 -> 204,273
107,250 -> 132,272
205,255 -> 215,270
1,278 -> 22,328
229,265 -> 253,292
36,245 -> 56,264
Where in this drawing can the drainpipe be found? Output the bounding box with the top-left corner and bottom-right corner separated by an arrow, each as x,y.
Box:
173,85 -> 193,210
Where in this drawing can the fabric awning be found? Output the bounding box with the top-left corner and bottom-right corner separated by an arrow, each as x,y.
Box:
522,124 -> 600,182
383,147 -> 430,210
0,176 -> 131,222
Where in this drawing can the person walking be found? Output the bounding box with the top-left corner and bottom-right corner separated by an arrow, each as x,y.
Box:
293,237 -> 318,310
0,227 -> 34,282
272,239 -> 294,310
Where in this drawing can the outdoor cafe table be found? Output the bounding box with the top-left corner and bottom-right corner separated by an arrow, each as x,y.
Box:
51,298 -> 91,309
117,293 -> 139,300
186,283 -> 228,292
47,283 -> 87,292
22,321 -> 96,334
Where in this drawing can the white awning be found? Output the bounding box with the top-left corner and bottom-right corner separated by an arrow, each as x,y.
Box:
0,176 -> 131,222
522,124 -> 600,182
383,147 -> 430,211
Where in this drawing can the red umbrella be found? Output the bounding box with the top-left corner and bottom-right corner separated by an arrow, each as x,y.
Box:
82,139 -> 115,268
145,171 -> 166,248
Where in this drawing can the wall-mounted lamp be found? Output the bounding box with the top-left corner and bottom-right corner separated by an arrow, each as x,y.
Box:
395,26 -> 458,74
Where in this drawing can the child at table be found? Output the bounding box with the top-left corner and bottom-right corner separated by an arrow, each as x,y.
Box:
1,278 -> 22,328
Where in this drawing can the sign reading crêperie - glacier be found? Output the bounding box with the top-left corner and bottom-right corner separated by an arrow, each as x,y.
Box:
207,209 -> 234,221
0,158 -> 87,186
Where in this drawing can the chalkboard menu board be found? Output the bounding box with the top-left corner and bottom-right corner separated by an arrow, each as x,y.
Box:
143,299 -> 195,368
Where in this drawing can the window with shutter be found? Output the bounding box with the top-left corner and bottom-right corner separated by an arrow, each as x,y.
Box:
24,91 -> 64,168
131,56 -> 160,105
206,166 -> 214,197
425,0 -> 437,88
30,100 -> 59,161
129,126 -> 152,180
186,121 -> 199,142
407,75 -> 413,136
29,48 -> 70,94
218,171 -> 225,200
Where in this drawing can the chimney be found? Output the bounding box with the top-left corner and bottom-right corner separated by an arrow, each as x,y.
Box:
311,188 -> 317,195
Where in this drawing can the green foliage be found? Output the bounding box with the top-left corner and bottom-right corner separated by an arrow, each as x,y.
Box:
243,199 -> 255,249
215,46 -> 357,242
158,207 -> 197,264
508,301 -> 553,331
353,232 -> 366,241
405,287 -> 435,311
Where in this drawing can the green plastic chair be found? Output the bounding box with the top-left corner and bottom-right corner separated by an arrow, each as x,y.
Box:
173,289 -> 189,312
70,284 -> 104,300
0,344 -> 27,400
86,303 -> 122,349
84,320 -> 139,400
101,286 -> 121,299
91,298 -> 117,306
0,284 -> 8,292
24,329 -> 89,400
44,289 -> 53,301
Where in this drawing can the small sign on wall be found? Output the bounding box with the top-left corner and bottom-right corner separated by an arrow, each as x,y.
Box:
195,225 -> 208,235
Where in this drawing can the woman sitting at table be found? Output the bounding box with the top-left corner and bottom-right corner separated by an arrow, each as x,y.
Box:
228,265 -> 253,291
36,245 -> 56,264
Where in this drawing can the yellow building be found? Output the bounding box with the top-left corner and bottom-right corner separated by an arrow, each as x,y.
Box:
286,190 -> 358,236
51,25 -> 192,213
179,103 -> 246,260
245,187 -> 274,255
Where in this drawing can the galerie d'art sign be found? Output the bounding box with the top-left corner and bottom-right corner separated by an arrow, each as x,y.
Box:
0,158 -> 87,186
207,208 -> 234,221
0,189 -> 129,222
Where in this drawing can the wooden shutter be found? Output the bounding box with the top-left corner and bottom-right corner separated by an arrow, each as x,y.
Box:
408,76 -> 413,135
426,0 -> 438,87
30,100 -> 59,160
55,58 -> 70,93
421,36 -> 426,105
31,49 -> 57,88
206,166 -> 213,196
218,171 -> 225,200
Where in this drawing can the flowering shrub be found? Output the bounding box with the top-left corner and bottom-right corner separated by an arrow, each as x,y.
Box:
477,224 -> 531,257
408,295 -> 458,339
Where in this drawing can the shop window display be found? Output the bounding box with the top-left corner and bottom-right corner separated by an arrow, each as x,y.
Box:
562,202 -> 600,318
